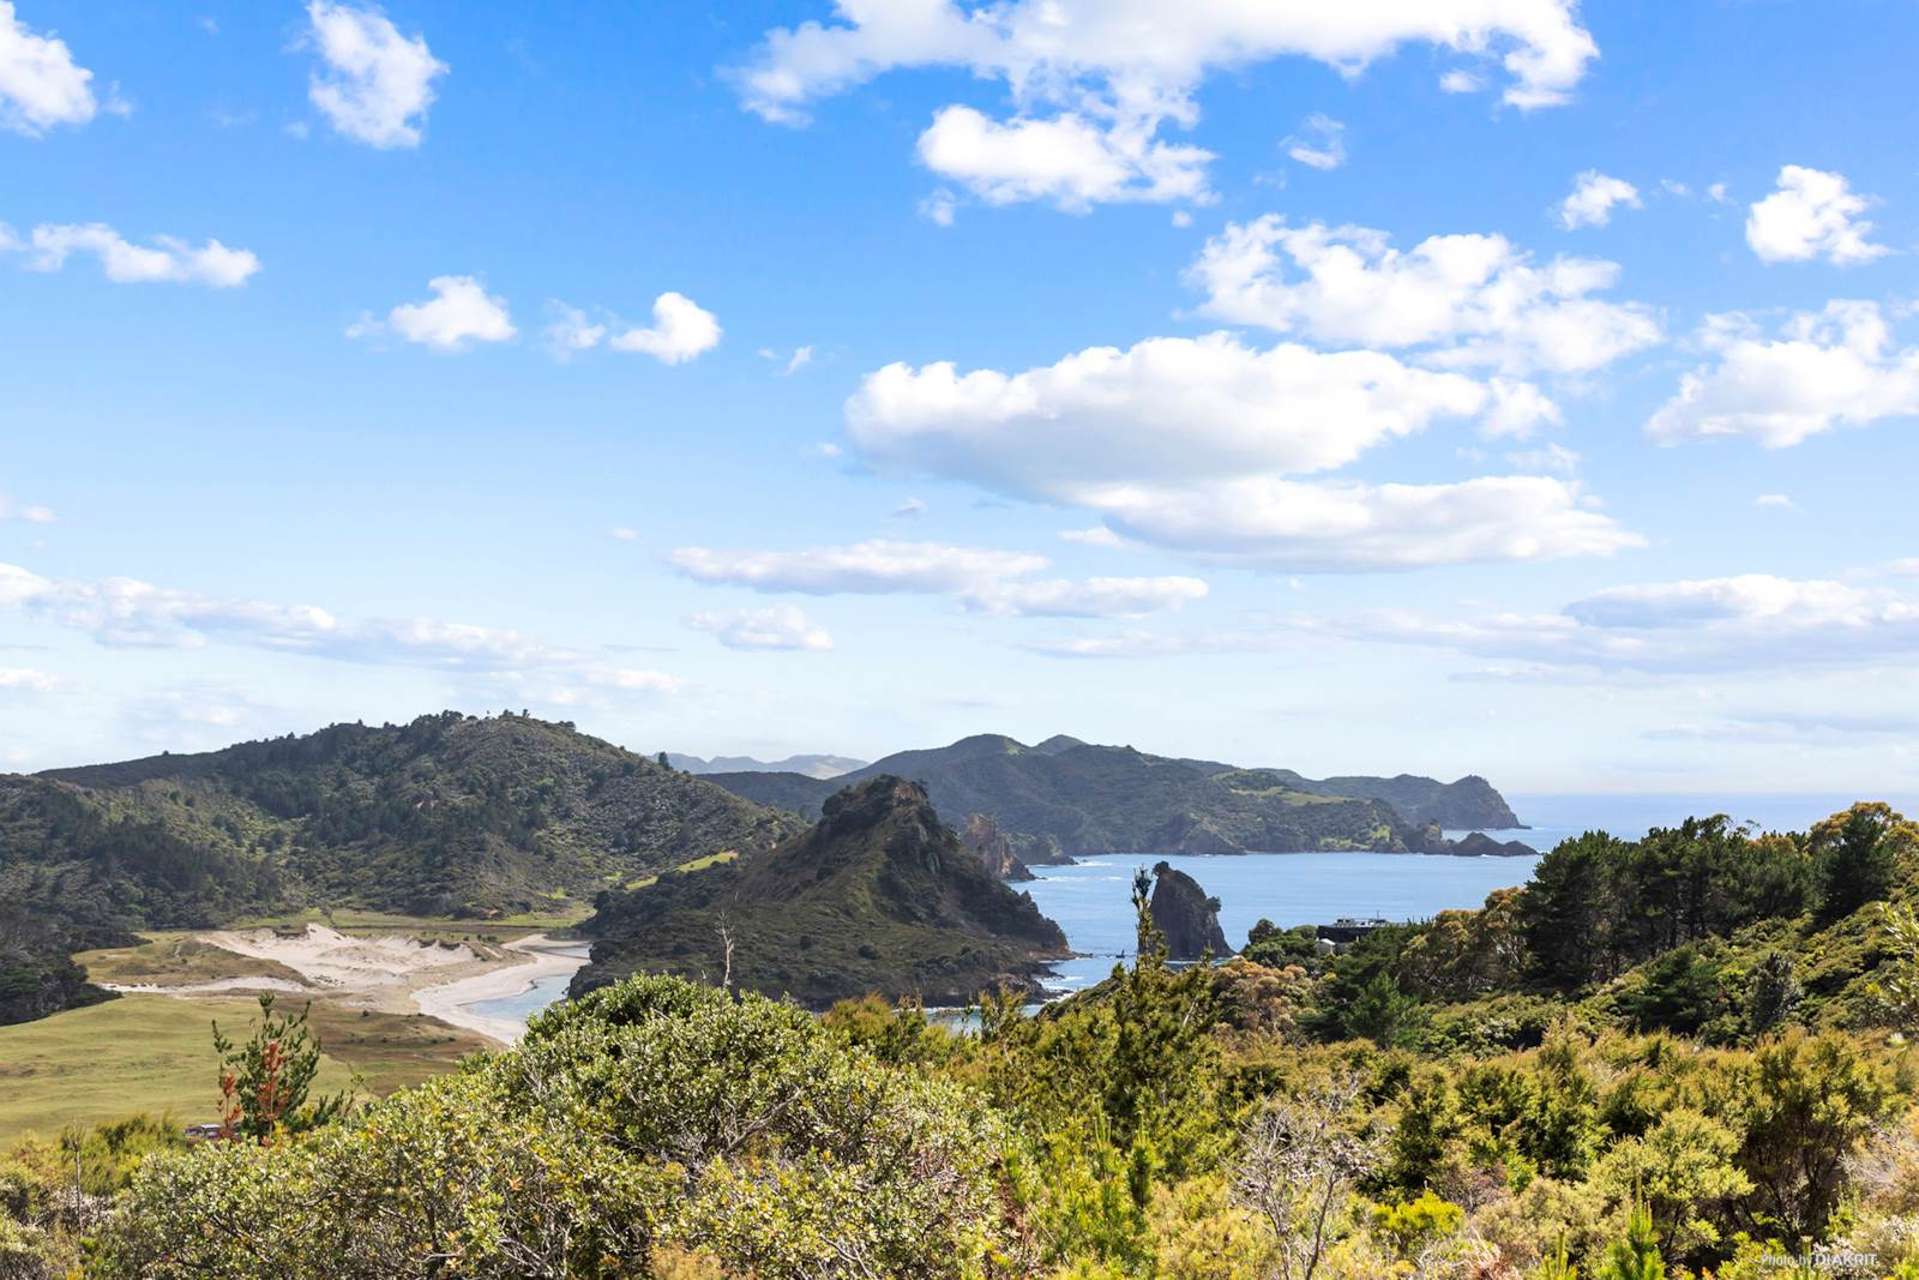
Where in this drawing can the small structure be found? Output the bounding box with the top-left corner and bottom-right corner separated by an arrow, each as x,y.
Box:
1315,917 -> 1394,946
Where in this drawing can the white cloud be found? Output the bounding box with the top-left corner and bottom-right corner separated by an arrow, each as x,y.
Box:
737,1 -> 1593,210
1189,218 -> 1660,377
891,497 -> 927,519
608,527 -> 640,542
0,1 -> 95,135
1505,442 -> 1581,475
1059,525 -> 1126,549
1558,170 -> 1640,229
1746,166 -> 1888,265
0,493 -> 54,523
1284,114 -> 1346,171
919,187 -> 958,226
304,0 -> 446,149
1283,571 -> 1919,673
8,222 -> 259,286
916,105 -> 1211,210
845,329 -> 1638,570
849,331 -> 1493,495
1439,69 -> 1484,94
783,344 -> 814,374
736,1 -> 1596,124
1086,474 -> 1638,572
968,575 -> 1207,618
0,666 -> 58,691
687,605 -> 833,652
543,303 -> 607,358
669,538 -> 1207,617
0,560 -> 684,695
608,291 -> 722,364
354,275 -> 515,351
1754,493 -> 1796,511
670,540 -> 1048,595
1647,301 -> 1919,447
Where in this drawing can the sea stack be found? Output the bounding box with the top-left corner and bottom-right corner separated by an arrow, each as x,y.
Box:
1148,861 -> 1232,960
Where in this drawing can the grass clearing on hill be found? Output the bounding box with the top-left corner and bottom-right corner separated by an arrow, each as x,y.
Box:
0,993 -> 488,1145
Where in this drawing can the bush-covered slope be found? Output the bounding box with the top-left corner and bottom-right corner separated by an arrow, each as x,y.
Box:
3,712 -> 797,942
574,775 -> 1069,1007
701,734 -> 1483,856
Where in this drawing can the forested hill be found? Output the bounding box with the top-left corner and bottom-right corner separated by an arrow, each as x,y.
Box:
574,775 -> 1070,1008
2,712 -> 797,945
699,733 -> 1518,858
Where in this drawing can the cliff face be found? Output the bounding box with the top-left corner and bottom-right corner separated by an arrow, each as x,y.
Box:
1148,861 -> 1232,961
960,813 -> 1034,881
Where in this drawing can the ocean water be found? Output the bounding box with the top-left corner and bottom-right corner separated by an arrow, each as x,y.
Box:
1020,791 -> 1919,994
1022,852 -> 1543,991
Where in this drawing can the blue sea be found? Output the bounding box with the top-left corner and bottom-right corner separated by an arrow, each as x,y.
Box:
1021,791 -> 1918,993
496,792 -> 1915,1015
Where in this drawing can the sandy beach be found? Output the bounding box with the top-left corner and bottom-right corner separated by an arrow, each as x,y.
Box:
95,924 -> 589,1047
412,935 -> 591,1044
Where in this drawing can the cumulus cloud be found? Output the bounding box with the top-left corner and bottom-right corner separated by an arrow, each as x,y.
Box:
1282,571 -> 1919,673
304,0 -> 446,148
1558,170 -> 1640,228
352,275 -> 515,351
670,539 -> 1206,617
607,292 -> 722,364
917,105 -> 1211,210
543,303 -> 607,358
0,666 -> 58,691
849,332 -> 1491,493
845,329 -> 1639,570
0,1 -> 95,135
687,605 -> 833,652
1755,493 -> 1796,511
1284,114 -> 1346,171
736,1 -> 1596,124
5,222 -> 259,286
736,1 -> 1593,209
0,560 -> 680,698
1746,166 -> 1888,265
1647,301 -> 1919,447
1187,217 -> 1660,376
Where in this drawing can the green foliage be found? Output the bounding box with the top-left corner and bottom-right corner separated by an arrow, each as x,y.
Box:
1810,802 -> 1917,924
1595,1202 -> 1664,1280
93,974 -> 1008,1279
210,993 -> 351,1144
1,712 -> 795,967
577,776 -> 1068,1009
1369,1189 -> 1464,1259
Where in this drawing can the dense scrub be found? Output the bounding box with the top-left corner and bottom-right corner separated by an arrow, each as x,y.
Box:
10,800 -> 1919,1277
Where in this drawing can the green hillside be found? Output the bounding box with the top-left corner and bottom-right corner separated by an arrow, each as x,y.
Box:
703,733 -> 1491,856
574,774 -> 1070,1008
0,712 -> 798,1022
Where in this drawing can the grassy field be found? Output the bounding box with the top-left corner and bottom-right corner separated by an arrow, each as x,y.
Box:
73,937 -> 314,987
623,848 -> 739,890
0,993 -> 490,1146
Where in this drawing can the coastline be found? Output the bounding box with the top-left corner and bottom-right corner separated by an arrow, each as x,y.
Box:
411,934 -> 590,1046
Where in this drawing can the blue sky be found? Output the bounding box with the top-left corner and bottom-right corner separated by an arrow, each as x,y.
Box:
4,1 -> 1919,796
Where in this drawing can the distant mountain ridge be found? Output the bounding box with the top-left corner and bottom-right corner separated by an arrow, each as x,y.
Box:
698,733 -> 1521,858
667,752 -> 867,780
574,775 -> 1070,1007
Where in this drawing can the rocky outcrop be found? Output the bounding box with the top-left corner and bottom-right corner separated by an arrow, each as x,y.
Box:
960,813 -> 1034,881
1148,861 -> 1232,960
576,776 -> 1070,1009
